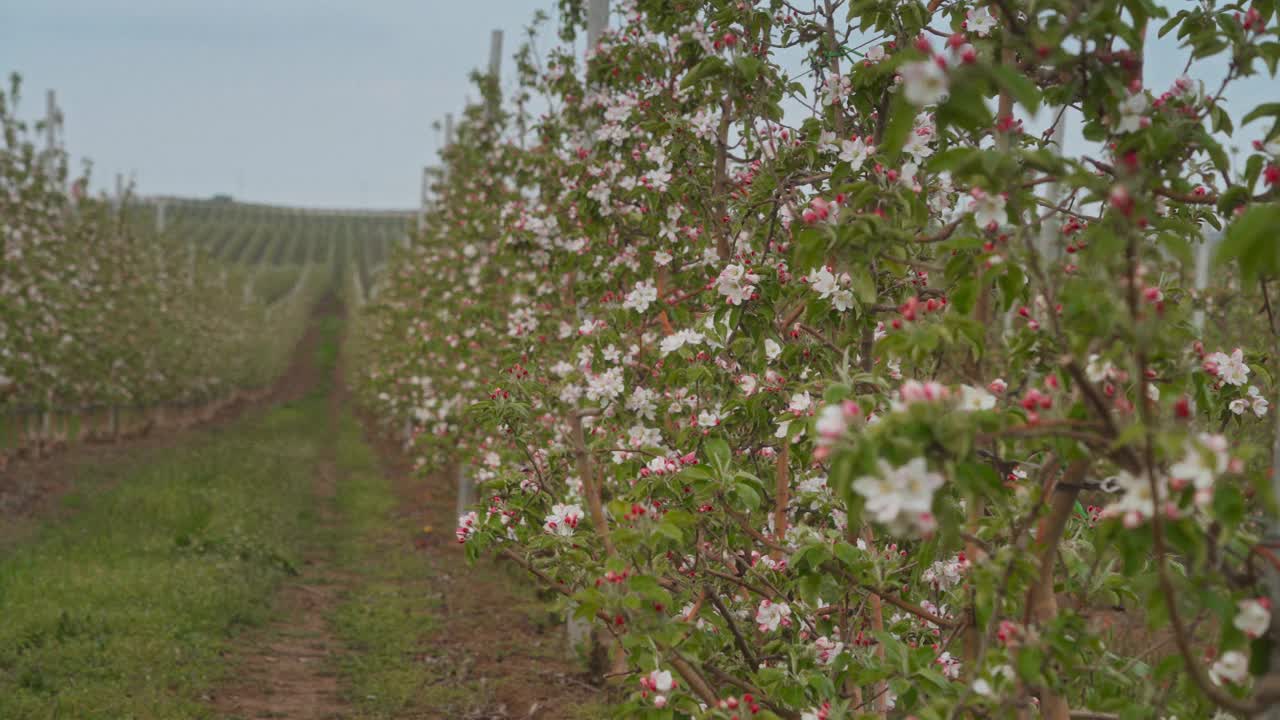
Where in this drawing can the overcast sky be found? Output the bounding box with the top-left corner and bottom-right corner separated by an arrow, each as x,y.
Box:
4,0 -> 554,209
4,1 -> 1271,209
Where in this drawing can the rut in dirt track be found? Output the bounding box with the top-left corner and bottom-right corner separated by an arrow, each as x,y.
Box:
208,298 -> 351,719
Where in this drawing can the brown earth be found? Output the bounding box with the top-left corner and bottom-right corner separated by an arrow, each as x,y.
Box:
207,300 -> 604,719
363,428 -> 607,719
208,346 -> 350,720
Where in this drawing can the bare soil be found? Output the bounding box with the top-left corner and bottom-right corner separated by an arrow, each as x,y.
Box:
208,299 -> 602,719
366,428 -> 606,719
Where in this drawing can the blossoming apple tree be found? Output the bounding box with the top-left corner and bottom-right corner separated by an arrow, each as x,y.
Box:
1,74 -> 313,422
355,1 -> 1280,717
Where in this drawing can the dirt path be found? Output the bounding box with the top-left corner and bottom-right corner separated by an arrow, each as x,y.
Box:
363,424 -> 606,718
208,303 -> 352,720
206,458 -> 351,720
204,301 -> 603,719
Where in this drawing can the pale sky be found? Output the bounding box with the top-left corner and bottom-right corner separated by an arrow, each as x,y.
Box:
3,0 -> 554,209
4,1 -> 1272,209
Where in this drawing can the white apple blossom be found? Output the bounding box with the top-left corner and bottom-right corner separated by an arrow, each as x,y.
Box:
788,391 -> 813,414
648,669 -> 674,692
1209,650 -> 1250,685
967,189 -> 1006,228
715,263 -> 760,306
813,635 -> 844,665
764,338 -> 782,361
543,503 -> 584,537
838,136 -> 869,170
755,599 -> 792,632
903,123 -> 935,160
585,367 -> 625,402
958,385 -> 996,411
455,511 -> 480,543
1167,432 -> 1229,497
1103,470 -> 1163,527
696,409 -> 721,427
659,328 -> 705,355
1207,348 -> 1250,386
852,458 -> 945,533
623,280 -> 658,313
815,404 -> 847,440
1234,598 -> 1271,638
1086,354 -> 1115,383
967,6 -> 997,36
900,60 -> 949,106
1229,385 -> 1269,417
809,266 -> 838,297
1116,91 -> 1149,134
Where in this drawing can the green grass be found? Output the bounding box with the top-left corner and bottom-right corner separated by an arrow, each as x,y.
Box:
0,398 -> 324,719
329,412 -> 451,717
326,410 -> 612,719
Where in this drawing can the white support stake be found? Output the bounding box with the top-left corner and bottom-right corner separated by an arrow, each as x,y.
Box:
488,29 -> 504,77
1192,228 -> 1219,334
44,89 -> 60,179
442,114 -> 455,185
455,464 -> 475,522
427,165 -> 437,229
1035,110 -> 1067,260
1269,417 -> 1280,720
586,0 -> 610,50
487,29 -> 504,120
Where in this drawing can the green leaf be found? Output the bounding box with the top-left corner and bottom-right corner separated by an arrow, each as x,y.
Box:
735,56 -> 763,83
990,64 -> 1041,114
705,437 -> 731,473
881,95 -> 917,156
1216,203 -> 1280,283
1242,102 -> 1280,126
733,479 -> 762,510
